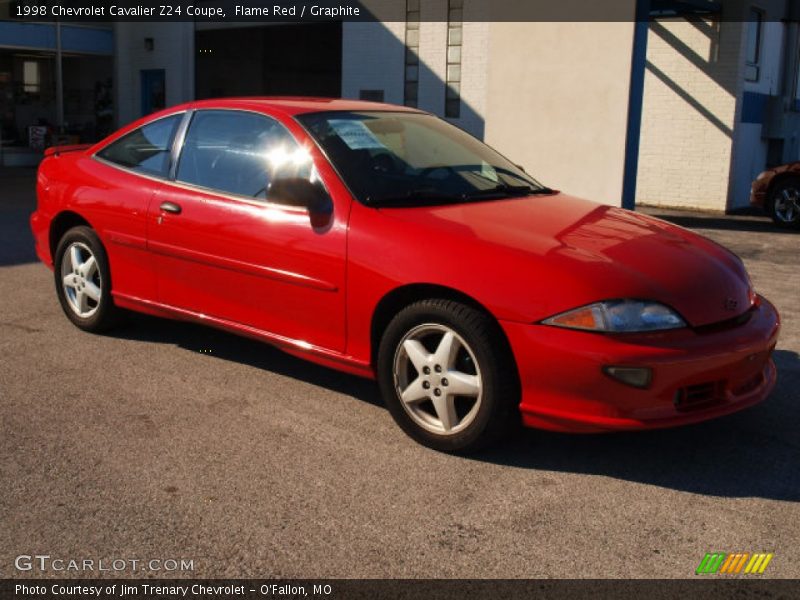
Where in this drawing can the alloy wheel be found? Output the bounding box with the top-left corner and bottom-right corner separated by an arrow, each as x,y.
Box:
774,187 -> 800,223
393,323 -> 483,435
60,242 -> 102,318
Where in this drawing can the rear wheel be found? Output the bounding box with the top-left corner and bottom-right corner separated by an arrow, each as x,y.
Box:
54,226 -> 120,332
768,175 -> 800,228
377,299 -> 518,453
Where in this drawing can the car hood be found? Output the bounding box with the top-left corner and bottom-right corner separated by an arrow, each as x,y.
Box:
377,193 -> 753,327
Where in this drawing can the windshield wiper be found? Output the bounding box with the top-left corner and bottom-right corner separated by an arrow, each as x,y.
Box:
367,188 -> 467,207
368,183 -> 555,207
464,183 -> 554,200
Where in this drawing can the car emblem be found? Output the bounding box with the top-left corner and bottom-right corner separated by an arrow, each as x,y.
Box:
725,297 -> 739,311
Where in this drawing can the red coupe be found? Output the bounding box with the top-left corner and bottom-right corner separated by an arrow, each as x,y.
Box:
31,98 -> 780,452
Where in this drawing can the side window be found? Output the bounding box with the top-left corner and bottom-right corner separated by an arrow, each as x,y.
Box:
744,8 -> 763,82
96,114 -> 181,177
176,110 -> 312,200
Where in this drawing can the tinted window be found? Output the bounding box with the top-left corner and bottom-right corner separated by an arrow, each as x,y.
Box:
97,114 -> 181,177
176,110 -> 311,200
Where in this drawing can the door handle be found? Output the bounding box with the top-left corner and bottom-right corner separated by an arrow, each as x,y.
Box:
160,201 -> 182,215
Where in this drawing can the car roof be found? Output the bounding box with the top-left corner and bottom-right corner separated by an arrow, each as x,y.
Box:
89,97 -> 426,154
169,97 -> 424,117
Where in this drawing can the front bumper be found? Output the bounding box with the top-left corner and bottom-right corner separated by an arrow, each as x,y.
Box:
501,297 -> 780,433
750,180 -> 769,209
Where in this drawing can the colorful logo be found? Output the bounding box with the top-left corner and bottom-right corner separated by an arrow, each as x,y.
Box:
696,552 -> 774,575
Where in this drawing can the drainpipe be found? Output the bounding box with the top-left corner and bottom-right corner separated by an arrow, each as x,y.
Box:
621,0 -> 650,210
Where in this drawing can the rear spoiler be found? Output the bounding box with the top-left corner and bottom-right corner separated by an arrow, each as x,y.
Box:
44,144 -> 92,158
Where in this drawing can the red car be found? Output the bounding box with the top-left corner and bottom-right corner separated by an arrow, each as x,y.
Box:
31,98 -> 780,452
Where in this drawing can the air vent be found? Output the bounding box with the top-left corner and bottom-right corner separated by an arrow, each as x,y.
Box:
674,381 -> 724,411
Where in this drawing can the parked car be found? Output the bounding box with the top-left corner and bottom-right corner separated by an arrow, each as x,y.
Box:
750,161 -> 800,227
31,98 -> 780,452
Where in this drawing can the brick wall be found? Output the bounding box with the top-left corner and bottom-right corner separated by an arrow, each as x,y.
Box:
636,17 -> 744,211
341,1 -> 488,139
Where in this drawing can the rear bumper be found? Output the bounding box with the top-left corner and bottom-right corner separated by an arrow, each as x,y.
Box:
501,297 -> 780,433
30,210 -> 52,268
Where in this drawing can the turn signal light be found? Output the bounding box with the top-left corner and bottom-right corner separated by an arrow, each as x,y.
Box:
602,366 -> 652,389
547,305 -> 605,330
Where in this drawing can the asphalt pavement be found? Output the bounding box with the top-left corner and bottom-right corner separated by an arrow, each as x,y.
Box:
1,167 -> 798,579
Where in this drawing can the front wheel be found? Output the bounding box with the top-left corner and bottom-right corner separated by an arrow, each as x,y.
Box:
768,175 -> 800,228
377,299 -> 518,453
54,225 -> 120,332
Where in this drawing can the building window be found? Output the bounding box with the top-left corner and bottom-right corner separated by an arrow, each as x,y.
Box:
404,0 -> 420,108
445,0 -> 463,118
794,44 -> 800,110
23,60 -> 40,93
744,8 -> 763,82
359,89 -> 385,102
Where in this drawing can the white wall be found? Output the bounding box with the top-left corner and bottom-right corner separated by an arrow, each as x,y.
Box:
637,18 -> 742,211
484,20 -> 637,205
341,21 -> 406,105
729,1 -> 787,209
114,22 -> 195,127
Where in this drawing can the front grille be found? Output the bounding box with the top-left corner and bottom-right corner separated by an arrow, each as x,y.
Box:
693,307 -> 754,335
674,381 -> 724,412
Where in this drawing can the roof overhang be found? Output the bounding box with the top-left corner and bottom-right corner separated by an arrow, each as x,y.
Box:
649,0 -> 722,18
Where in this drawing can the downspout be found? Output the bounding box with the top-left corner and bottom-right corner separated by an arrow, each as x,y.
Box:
621,0 -> 650,210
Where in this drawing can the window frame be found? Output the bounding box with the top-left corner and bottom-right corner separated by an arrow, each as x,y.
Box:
744,7 -> 764,82
445,0 -> 464,118
22,60 -> 41,94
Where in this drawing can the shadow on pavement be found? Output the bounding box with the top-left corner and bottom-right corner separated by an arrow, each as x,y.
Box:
0,167 -> 38,266
112,313 -> 382,407
646,210 -> 797,234
0,208 -> 37,266
474,348 -> 800,502
112,313 -> 800,502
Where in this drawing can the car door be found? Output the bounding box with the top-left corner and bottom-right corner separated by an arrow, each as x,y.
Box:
85,112 -> 184,303
147,109 -> 349,353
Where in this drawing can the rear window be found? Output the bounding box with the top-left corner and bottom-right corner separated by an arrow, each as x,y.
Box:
96,114 -> 182,177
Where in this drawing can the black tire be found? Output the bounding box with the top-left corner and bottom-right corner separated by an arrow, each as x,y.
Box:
767,175 -> 800,229
377,299 -> 519,453
54,225 -> 120,333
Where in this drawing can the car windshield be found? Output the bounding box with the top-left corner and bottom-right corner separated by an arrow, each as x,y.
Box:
296,111 -> 551,206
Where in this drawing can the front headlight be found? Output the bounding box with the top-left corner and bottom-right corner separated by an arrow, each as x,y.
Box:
542,300 -> 686,332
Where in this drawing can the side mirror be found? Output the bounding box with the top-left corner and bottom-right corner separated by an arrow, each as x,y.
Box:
267,177 -> 333,220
